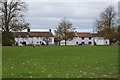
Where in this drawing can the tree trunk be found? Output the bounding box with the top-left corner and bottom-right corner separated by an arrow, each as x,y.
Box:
6,31 -> 9,43
4,2 -> 11,46
65,39 -> 67,46
109,39 -> 112,45
59,41 -> 60,46
3,31 -> 11,46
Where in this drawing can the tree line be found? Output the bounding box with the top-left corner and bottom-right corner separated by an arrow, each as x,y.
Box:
0,0 -> 119,46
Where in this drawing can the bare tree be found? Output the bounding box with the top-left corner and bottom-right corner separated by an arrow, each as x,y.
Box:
0,0 -> 29,45
95,6 -> 117,44
54,18 -> 75,46
43,37 -> 51,45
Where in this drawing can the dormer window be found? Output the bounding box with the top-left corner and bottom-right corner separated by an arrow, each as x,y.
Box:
82,37 -> 84,40
89,37 -> 91,39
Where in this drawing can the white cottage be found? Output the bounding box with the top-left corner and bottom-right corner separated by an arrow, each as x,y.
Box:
92,33 -> 110,45
60,32 -> 94,45
14,30 -> 54,46
60,32 -> 109,45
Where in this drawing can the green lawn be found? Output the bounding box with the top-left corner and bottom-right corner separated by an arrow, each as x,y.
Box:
2,46 -> 118,78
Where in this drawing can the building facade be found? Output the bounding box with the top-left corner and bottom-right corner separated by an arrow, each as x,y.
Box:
14,30 -> 109,46
14,31 -> 54,46
60,32 -> 109,45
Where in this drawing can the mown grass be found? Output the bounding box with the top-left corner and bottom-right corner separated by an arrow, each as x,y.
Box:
2,46 -> 118,78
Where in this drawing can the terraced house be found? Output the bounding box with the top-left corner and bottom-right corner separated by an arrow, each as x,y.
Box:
14,29 -> 54,46
13,29 -> 110,46
60,32 -> 110,45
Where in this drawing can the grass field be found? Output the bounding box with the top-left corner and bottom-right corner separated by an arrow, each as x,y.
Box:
2,46 -> 118,78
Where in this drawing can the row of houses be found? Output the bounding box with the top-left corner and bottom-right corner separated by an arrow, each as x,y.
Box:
14,29 -> 110,46
60,32 -> 109,45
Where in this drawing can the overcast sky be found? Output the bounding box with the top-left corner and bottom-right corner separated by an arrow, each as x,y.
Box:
23,0 -> 118,32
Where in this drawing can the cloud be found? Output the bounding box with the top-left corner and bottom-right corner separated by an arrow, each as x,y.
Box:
24,2 -> 118,31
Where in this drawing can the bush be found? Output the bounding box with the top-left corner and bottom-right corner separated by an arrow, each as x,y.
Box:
2,32 -> 14,46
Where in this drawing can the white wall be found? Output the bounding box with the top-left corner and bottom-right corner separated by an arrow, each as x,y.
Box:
80,37 -> 93,45
60,37 -> 109,45
15,37 -> 54,46
60,37 -> 93,45
15,36 -> 109,46
60,37 -> 79,45
32,37 -> 46,45
15,37 -> 32,46
94,37 -> 109,45
49,37 -> 54,45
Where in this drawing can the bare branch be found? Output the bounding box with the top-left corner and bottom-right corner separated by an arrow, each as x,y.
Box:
94,5 -> 117,44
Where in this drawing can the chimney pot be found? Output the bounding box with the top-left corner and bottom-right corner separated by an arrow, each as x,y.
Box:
27,28 -> 30,32
49,29 -> 51,32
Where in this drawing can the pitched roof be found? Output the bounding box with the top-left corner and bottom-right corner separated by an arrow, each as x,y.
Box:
29,32 -> 54,37
65,32 -> 78,37
14,32 -> 29,38
77,32 -> 92,37
92,33 -> 98,37
14,32 -> 54,37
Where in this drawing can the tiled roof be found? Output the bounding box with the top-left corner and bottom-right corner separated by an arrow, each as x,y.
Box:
14,32 -> 54,37
92,33 -> 98,37
14,31 -> 93,38
29,32 -> 54,37
77,32 -> 92,37
14,32 -> 29,38
65,32 -> 78,37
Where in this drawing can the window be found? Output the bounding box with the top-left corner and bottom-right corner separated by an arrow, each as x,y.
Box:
76,42 -> 78,44
89,37 -> 91,40
37,37 -> 39,39
49,39 -> 52,42
82,37 -> 84,40
106,41 -> 107,44
21,42 -> 26,46
89,42 -> 92,44
82,42 -> 84,45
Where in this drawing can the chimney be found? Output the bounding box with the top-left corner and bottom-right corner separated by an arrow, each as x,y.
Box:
49,29 -> 51,32
27,28 -> 30,32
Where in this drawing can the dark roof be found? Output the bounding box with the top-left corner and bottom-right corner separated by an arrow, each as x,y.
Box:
91,33 -> 98,37
29,32 -> 54,37
14,32 -> 29,38
65,32 -> 78,37
14,32 -> 54,37
77,32 -> 92,37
